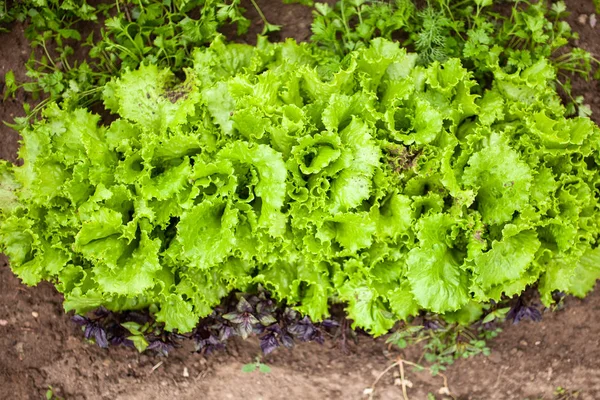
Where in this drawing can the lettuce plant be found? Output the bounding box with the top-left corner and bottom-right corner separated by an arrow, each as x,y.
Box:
1,38 -> 600,336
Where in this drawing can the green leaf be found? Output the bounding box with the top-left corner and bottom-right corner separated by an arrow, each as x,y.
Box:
332,212 -> 376,253
3,70 -> 16,100
241,363 -> 257,373
328,117 -> 380,213
262,23 -> 281,35
567,247 -> 600,298
338,279 -> 395,336
128,334 -> 149,353
95,232 -> 162,296
63,288 -> 105,314
407,242 -> 469,313
0,161 -> 20,213
372,193 -> 413,242
406,214 -> 470,313
121,321 -> 143,335
258,363 -> 272,373
155,294 -> 198,333
472,231 -> 540,296
463,132 -> 533,225
167,199 -> 238,269
413,99 -> 443,144
388,282 -> 420,321
443,301 -> 484,325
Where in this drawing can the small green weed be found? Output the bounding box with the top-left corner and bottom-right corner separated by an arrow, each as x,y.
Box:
242,356 -> 272,374
386,320 -> 501,375
46,386 -> 64,400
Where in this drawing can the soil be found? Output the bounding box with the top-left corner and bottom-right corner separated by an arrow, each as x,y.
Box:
1,1 -> 600,399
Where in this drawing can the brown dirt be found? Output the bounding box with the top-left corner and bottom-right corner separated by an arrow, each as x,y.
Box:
566,0 -> 600,126
1,1 -> 600,399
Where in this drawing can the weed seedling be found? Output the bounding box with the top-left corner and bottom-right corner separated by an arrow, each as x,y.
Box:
242,356 -> 272,374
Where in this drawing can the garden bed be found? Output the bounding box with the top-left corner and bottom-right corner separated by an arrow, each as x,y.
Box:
1,0 -> 600,399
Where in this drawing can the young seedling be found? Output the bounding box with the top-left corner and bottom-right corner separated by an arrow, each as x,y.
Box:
241,356 -> 272,374
45,386 -> 64,400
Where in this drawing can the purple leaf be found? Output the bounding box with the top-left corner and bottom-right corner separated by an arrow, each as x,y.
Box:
219,325 -> 235,341
321,319 -> 340,328
94,307 -> 110,318
281,333 -> 294,348
253,324 -> 267,335
147,340 -> 173,357
84,324 -> 95,340
288,317 -> 324,344
94,326 -> 109,348
110,336 -> 135,348
283,308 -> 299,322
223,312 -> 244,324
238,318 -> 254,340
423,319 -> 442,331
512,306 -> 542,324
236,297 -> 254,314
195,334 -> 225,355
266,324 -> 282,335
260,333 -> 280,355
72,315 -> 89,325
258,313 -> 277,326
256,298 -> 276,315
507,298 -> 542,324
313,334 -> 325,345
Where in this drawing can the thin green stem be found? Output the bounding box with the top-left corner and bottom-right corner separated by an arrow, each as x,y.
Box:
249,0 -> 270,28
41,41 -> 57,69
340,0 -> 352,38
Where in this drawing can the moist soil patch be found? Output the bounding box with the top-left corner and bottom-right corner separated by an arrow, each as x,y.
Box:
1,1 -> 599,399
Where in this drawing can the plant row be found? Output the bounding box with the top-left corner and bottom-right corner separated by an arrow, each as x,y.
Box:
2,37 -> 599,336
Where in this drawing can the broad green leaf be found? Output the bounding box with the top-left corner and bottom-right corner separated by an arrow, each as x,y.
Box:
463,132 -> 533,225
155,294 -> 198,333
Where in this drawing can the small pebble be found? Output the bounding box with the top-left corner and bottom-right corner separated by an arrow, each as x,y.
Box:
519,340 -> 528,347
578,14 -> 588,25
0,319 -> 8,326
535,341 -> 541,346
31,311 -> 39,318
590,14 -> 597,28
15,342 -> 24,357
183,367 -> 190,378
